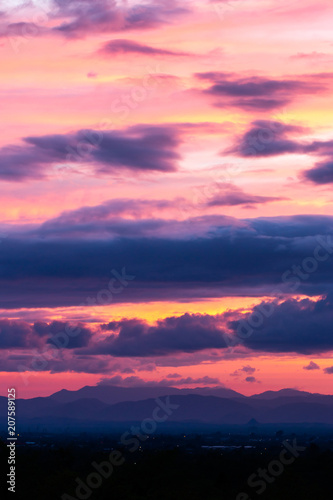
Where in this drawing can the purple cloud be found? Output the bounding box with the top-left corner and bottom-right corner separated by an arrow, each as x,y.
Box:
0,125 -> 182,181
195,72 -> 324,110
90,314 -> 229,356
230,295 -> 333,354
169,376 -> 221,385
206,183 -> 287,207
0,319 -> 93,350
241,365 -> 256,374
227,120 -> 333,160
230,365 -> 256,377
99,39 -> 189,56
303,160 -> 333,184
303,361 -> 320,370
51,0 -> 189,39
0,320 -> 40,349
226,120 -> 306,157
1,214 -> 333,309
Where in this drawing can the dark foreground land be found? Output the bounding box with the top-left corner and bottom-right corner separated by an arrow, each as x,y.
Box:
1,429 -> 332,500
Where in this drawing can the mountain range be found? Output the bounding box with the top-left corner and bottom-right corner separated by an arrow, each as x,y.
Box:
1,385 -> 332,431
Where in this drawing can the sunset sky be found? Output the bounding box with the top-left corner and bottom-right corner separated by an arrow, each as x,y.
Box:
0,0 -> 333,398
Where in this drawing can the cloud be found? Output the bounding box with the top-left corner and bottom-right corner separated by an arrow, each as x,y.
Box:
92,314 -> 229,357
36,193 -> 283,241
37,197 -> 182,238
99,39 -> 189,56
241,365 -> 256,373
80,296 -> 333,358
0,320 -> 40,349
121,367 -> 135,374
1,297 -> 333,369
97,374 -> 221,387
303,361 -> 320,370
245,376 -> 258,383
1,214 -> 333,308
230,295 -> 333,354
0,319 -> 92,350
195,72 -> 324,110
0,144 -> 53,181
226,120 -> 306,157
230,365 -> 256,377
290,52 -> 330,60
169,376 -> 221,385
90,125 -> 181,173
16,354 -> 112,374
206,183 -> 287,207
226,98 -> 289,111
1,21 -> 43,38
303,160 -> 333,184
227,120 -> 333,160
98,375 -> 149,386
195,72 -> 316,96
166,373 -> 182,378
43,321 -> 93,349
0,125 -> 182,181
323,366 -> 333,374
50,0 -> 189,39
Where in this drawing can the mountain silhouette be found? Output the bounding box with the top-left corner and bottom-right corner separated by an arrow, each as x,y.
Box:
1,386 -> 332,431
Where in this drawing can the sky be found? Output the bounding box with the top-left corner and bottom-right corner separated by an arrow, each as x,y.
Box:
0,0 -> 332,398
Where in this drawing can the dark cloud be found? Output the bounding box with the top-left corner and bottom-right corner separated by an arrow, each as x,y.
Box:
303,361 -> 320,370
0,125 -> 181,181
1,214 -> 333,308
230,295 -> 333,354
323,366 -> 333,374
227,120 -> 333,159
13,354 -> 112,375
0,319 -> 93,350
91,314 -> 228,356
1,297 -> 333,366
226,120 -> 306,157
195,72 -> 324,110
99,39 -> 189,56
44,321 -> 93,348
0,320 -> 38,349
84,296 -> 333,358
245,376 -> 257,383
303,160 -> 333,184
195,73 -> 316,97
91,125 -> 181,173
